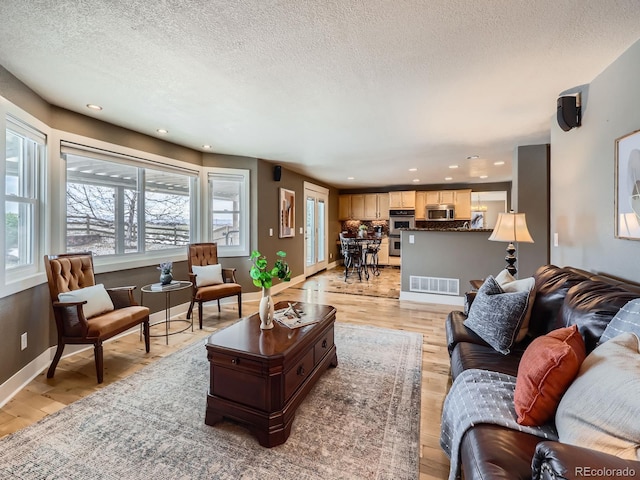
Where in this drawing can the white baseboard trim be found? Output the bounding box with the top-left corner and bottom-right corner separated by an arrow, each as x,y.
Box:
0,280 -> 308,408
399,291 -> 464,306
0,301 -> 193,409
0,253 -> 340,408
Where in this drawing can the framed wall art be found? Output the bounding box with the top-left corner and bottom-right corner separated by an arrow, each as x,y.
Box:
615,129 -> 640,239
279,188 -> 295,238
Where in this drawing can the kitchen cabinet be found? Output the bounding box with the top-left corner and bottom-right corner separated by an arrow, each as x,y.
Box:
425,190 -> 455,205
388,190 -> 416,209
339,194 -> 364,220
377,238 -> 389,265
454,189 -> 472,220
363,193 -> 389,220
415,192 -> 427,220
350,194 -> 365,219
338,195 -> 352,220
340,193 -> 388,220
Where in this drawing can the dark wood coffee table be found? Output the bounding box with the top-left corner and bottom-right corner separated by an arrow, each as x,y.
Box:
205,301 -> 338,447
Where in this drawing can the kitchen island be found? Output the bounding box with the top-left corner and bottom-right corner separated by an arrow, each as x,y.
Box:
399,228 -> 509,305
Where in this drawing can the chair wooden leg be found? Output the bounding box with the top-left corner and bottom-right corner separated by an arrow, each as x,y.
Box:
186,299 -> 195,319
237,293 -> 242,317
94,341 -> 104,384
143,320 -> 150,353
47,341 -> 65,379
217,299 -> 221,312
198,301 -> 203,329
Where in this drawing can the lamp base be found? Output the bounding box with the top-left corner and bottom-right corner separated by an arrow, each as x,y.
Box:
504,242 -> 517,276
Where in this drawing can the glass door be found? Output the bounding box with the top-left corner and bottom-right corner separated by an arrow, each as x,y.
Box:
304,182 -> 329,277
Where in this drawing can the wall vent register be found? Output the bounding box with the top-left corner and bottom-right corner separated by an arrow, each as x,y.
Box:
409,275 -> 459,296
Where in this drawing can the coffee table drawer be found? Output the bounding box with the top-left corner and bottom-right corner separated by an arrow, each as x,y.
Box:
284,349 -> 314,400
314,328 -> 334,364
213,367 -> 267,410
212,352 -> 263,374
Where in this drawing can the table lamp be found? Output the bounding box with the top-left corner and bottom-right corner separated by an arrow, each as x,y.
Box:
488,211 -> 534,276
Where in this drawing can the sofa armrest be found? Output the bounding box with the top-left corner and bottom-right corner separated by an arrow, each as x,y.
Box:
445,309 -> 490,355
532,441 -> 640,480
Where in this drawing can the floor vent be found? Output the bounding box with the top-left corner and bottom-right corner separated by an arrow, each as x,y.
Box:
409,275 -> 459,296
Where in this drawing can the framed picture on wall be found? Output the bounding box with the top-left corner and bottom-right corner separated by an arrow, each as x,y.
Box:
470,211 -> 485,229
615,129 -> 640,240
279,188 -> 295,238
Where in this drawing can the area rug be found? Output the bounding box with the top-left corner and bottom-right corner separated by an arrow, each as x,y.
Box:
0,323 -> 422,480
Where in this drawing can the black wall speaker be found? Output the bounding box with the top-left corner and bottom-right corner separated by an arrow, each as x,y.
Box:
273,165 -> 282,182
557,95 -> 581,131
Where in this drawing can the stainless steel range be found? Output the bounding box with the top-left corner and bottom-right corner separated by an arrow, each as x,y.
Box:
389,209 -> 415,256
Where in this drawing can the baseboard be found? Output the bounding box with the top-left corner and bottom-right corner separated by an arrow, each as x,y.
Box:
0,281 -> 308,408
0,301 -> 193,409
399,291 -> 464,306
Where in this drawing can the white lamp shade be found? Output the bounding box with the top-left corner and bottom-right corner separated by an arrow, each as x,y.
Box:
488,212 -> 534,243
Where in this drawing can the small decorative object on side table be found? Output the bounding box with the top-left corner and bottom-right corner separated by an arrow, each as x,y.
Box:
158,261 -> 173,285
249,250 -> 291,330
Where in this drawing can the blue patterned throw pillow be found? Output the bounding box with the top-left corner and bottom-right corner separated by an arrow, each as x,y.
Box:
464,275 -> 530,355
600,298 -> 640,344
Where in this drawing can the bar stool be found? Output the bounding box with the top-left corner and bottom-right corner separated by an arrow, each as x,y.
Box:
340,233 -> 365,281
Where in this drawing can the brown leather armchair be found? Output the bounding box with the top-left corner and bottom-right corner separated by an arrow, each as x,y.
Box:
44,253 -> 150,383
187,243 -> 242,328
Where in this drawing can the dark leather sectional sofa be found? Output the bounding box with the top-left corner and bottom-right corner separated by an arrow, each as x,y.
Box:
445,264 -> 640,480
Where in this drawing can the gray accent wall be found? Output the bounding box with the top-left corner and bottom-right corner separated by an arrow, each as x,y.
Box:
550,38 -> 640,283
515,144 -> 550,278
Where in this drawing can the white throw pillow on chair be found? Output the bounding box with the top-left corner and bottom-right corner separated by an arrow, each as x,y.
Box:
192,264 -> 224,287
58,284 -> 115,319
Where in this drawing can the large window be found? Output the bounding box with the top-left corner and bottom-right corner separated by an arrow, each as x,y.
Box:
63,146 -> 196,257
4,118 -> 44,275
208,168 -> 249,256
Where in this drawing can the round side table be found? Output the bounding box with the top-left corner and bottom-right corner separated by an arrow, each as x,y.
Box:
141,281 -> 193,345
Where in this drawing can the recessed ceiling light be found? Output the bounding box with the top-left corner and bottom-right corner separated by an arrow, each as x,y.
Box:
466,155 -> 479,160
202,145 -> 212,149
444,176 -> 453,181
412,178 -> 420,183
347,176 -> 355,180
86,104 -> 102,111
157,128 -> 168,134
494,161 -> 505,166
479,175 -> 488,179
449,165 -> 459,169
409,168 -> 417,172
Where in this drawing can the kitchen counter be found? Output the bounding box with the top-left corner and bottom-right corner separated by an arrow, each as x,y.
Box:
398,229 -> 509,305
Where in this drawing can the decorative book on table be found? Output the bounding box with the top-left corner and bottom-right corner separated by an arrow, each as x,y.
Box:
150,281 -> 182,291
274,304 -> 320,329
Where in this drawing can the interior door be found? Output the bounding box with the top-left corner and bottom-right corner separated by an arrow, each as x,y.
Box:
304,182 -> 329,277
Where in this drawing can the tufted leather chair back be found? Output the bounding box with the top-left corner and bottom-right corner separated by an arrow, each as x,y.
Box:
187,243 -> 219,272
44,253 -> 96,302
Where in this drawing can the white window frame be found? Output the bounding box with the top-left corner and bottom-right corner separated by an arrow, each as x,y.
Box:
52,133 -> 202,273
205,167 -> 250,257
0,98 -> 49,299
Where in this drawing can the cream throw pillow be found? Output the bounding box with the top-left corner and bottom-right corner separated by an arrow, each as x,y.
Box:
192,264 -> 224,287
58,284 -> 115,319
495,269 -> 536,342
555,332 -> 640,460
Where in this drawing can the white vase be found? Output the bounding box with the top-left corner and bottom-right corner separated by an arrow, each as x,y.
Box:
259,287 -> 275,330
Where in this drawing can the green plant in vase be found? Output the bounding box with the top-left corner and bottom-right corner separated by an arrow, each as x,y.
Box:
249,250 -> 291,329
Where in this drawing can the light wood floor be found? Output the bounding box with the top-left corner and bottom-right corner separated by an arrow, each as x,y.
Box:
0,266 -> 453,480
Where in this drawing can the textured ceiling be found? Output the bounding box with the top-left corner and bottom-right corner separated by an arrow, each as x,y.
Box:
1,1 -> 640,188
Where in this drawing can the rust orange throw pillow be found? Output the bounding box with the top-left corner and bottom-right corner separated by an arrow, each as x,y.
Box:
514,325 -> 586,426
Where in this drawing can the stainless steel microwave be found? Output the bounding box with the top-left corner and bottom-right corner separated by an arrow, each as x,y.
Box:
426,204 -> 455,221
